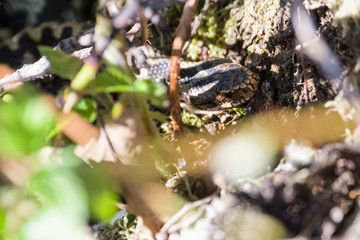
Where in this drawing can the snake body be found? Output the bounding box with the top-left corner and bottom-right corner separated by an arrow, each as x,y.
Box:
0,23 -> 260,111
138,56 -> 260,111
178,60 -> 259,110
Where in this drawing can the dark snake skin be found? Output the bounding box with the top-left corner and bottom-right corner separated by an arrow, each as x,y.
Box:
141,57 -> 260,110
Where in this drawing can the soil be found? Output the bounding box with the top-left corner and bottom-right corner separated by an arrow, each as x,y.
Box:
150,1 -> 360,239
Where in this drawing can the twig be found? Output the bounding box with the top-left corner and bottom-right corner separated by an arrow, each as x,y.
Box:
169,0 -> 198,134
156,188 -> 220,239
0,26 -> 95,92
291,0 -> 343,87
0,47 -> 93,92
191,0 -> 210,35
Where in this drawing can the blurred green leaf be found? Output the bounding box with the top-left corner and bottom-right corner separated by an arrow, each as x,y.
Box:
38,46 -> 83,79
1,93 -> 14,103
0,206 -> 4,233
86,67 -> 167,108
35,145 -> 83,171
0,146 -> 92,240
30,169 -> 88,216
0,186 -> 38,240
70,60 -> 98,91
21,147 -> 90,240
83,66 -> 133,93
133,80 -> 167,108
21,209 -> 91,240
0,87 -> 55,157
77,167 -> 119,222
91,66 -> 133,87
72,97 -> 97,123
91,190 -> 119,222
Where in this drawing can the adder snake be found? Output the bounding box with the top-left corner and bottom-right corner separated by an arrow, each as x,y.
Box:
0,22 -> 260,111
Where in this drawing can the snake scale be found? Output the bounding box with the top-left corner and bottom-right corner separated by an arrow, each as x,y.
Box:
0,22 -> 260,111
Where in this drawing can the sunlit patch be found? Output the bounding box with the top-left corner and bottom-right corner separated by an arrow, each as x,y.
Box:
210,128 -> 278,181
220,102 -> 234,108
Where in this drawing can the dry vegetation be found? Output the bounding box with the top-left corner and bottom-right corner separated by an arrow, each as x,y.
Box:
1,0 -> 360,239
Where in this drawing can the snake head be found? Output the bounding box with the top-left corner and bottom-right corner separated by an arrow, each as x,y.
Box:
179,62 -> 260,111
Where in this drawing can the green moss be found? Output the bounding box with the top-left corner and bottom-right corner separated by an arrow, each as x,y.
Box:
227,107 -> 246,116
184,0 -> 281,61
185,2 -> 232,60
181,110 -> 204,128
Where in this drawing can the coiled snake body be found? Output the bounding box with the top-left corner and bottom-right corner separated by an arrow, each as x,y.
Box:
0,23 -> 260,111
139,56 -> 260,111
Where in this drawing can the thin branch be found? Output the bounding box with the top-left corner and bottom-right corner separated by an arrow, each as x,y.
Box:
169,0 -> 198,134
0,47 -> 93,92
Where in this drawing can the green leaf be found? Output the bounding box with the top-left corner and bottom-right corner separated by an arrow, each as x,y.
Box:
92,66 -> 133,87
133,80 -> 167,108
83,66 -> 134,93
77,167 -> 119,222
70,61 -> 97,90
125,213 -> 137,228
72,98 -> 97,123
23,164 -> 91,240
0,205 -> 5,233
0,87 -> 55,157
30,170 -> 87,214
228,107 -> 246,116
38,46 -> 83,79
